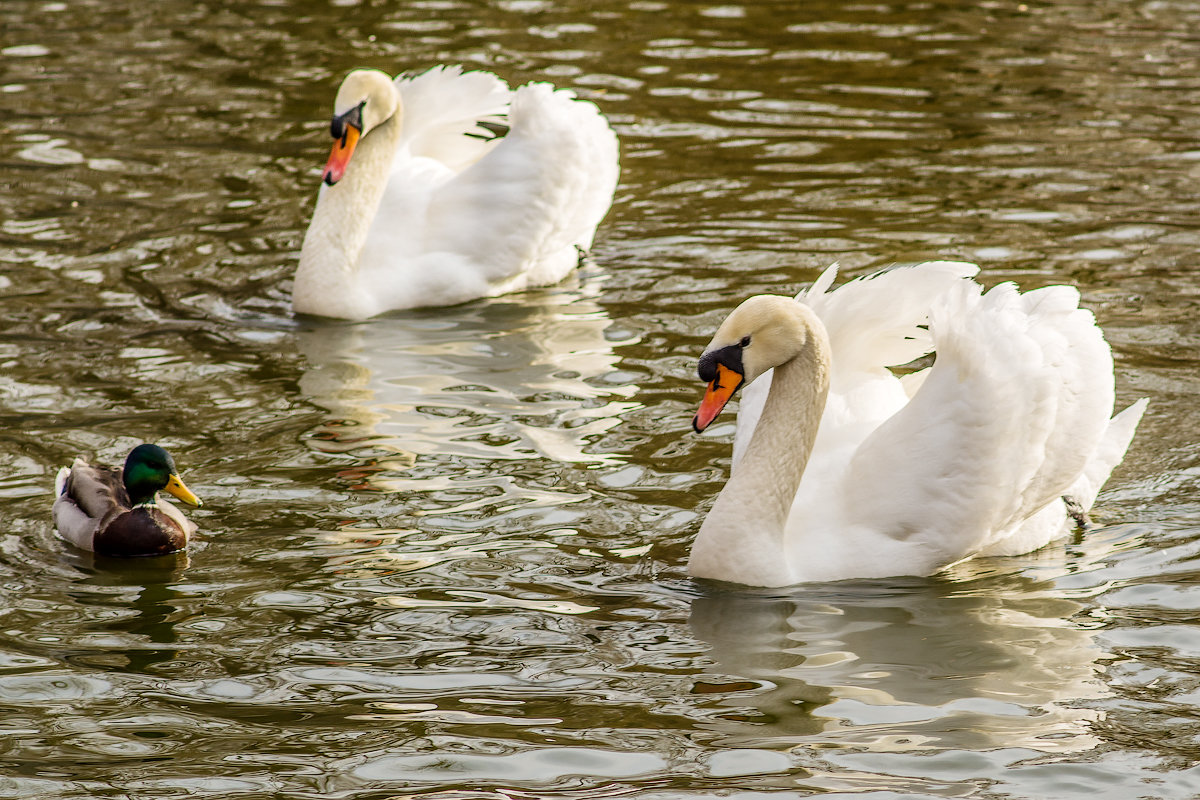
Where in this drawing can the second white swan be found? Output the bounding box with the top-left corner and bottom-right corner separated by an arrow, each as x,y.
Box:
294,66 -> 619,319
690,262 -> 1146,587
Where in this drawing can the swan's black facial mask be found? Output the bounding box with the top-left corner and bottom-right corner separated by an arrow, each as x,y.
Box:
323,103 -> 366,186
697,343 -> 745,384
330,103 -> 364,143
694,344 -> 747,433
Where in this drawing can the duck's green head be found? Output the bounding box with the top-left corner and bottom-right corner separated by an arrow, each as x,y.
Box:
123,444 -> 202,508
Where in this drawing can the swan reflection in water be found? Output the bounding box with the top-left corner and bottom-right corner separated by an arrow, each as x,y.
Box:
688,568 -> 1108,756
295,277 -> 638,495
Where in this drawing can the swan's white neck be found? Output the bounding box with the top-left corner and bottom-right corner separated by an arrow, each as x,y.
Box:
293,108 -> 402,319
688,312 -> 830,586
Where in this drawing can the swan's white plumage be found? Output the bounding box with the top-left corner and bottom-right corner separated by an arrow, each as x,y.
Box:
392,66 -> 511,171
295,66 -> 619,319
693,262 -> 1146,586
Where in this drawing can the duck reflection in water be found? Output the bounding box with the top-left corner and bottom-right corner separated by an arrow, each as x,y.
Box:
688,571 -> 1107,754
59,551 -> 191,675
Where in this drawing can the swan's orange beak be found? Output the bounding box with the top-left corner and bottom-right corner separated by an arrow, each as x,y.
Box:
693,364 -> 743,433
322,123 -> 361,186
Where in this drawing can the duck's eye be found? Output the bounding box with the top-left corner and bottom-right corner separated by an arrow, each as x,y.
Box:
739,335 -> 751,348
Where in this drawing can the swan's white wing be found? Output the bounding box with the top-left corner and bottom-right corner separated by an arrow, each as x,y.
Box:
1000,286 -> 1113,529
841,280 -> 1121,565
801,261 -> 980,381
421,81 -> 619,287
393,66 -> 512,172
980,396 -> 1147,557
353,72 -> 617,311
733,262 -> 979,471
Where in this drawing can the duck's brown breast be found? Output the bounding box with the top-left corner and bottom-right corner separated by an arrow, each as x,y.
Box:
92,508 -> 187,557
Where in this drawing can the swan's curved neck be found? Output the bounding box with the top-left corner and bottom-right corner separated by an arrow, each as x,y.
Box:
294,106 -> 402,318
689,311 -> 831,586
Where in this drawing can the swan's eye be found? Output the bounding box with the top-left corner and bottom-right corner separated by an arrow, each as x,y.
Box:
739,335 -> 751,348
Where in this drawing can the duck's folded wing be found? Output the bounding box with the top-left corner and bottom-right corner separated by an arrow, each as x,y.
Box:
52,459 -> 127,550
61,460 -> 126,515
423,81 -> 619,285
156,499 -> 199,537
841,280 -> 1119,564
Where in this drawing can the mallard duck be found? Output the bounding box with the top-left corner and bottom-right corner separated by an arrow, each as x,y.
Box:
293,65 -> 620,319
689,262 -> 1147,586
52,444 -> 202,557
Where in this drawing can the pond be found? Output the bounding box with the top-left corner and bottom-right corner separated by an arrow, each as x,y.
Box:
1,0 -> 1200,798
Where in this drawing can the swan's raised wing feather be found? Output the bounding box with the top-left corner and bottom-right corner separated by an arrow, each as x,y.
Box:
422,82 -> 619,287
394,66 -> 512,172
801,261 -> 980,382
1002,286 -> 1113,533
842,280 -> 1120,563
734,262 -> 979,471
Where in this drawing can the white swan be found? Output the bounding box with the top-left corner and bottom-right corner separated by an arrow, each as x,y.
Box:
690,262 -> 1147,587
294,66 -> 620,319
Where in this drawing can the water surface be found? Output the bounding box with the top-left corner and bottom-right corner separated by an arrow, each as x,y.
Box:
2,1 -> 1200,798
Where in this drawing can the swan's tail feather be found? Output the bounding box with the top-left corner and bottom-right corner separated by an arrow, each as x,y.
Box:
1068,397 -> 1148,512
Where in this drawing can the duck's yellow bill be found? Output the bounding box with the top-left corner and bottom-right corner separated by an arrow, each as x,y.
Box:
693,363 -> 743,433
322,124 -> 361,186
164,474 -> 202,507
